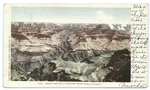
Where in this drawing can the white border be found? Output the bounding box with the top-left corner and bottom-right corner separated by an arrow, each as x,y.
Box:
2,3 -> 149,88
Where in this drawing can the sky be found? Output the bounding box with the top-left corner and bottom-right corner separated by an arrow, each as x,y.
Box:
11,7 -> 131,24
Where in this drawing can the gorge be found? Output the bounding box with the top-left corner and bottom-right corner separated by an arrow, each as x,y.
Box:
11,22 -> 131,82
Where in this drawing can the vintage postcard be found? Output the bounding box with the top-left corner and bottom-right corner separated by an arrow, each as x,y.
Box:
3,3 -> 148,87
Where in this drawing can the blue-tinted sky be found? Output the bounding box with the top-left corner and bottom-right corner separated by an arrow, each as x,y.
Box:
12,7 -> 131,24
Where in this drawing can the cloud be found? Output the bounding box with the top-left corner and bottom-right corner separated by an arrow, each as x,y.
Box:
96,10 -> 131,24
32,18 -> 99,23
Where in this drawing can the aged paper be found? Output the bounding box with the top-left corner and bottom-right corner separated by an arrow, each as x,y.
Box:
3,3 -> 148,87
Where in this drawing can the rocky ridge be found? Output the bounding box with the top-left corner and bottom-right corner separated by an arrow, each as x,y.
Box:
11,22 -> 131,82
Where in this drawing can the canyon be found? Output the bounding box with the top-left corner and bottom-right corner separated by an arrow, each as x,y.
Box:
11,22 -> 131,82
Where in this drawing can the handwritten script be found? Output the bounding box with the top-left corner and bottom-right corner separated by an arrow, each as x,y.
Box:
120,4 -> 148,87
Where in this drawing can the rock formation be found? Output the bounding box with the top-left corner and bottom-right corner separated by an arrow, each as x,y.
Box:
103,49 -> 131,82
11,22 -> 131,82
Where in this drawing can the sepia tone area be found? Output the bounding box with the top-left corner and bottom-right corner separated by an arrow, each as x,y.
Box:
11,22 -> 131,82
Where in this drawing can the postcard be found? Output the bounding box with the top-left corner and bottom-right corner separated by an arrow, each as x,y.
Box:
3,3 -> 149,87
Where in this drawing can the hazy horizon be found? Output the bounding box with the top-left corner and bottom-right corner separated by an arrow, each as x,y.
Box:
12,7 -> 131,24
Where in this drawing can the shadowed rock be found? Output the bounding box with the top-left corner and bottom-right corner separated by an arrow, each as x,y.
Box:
81,58 -> 94,64
103,49 -> 131,82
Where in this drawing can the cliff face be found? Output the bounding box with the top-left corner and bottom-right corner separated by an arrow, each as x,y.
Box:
11,23 -> 131,82
103,49 -> 131,82
68,25 -> 130,51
